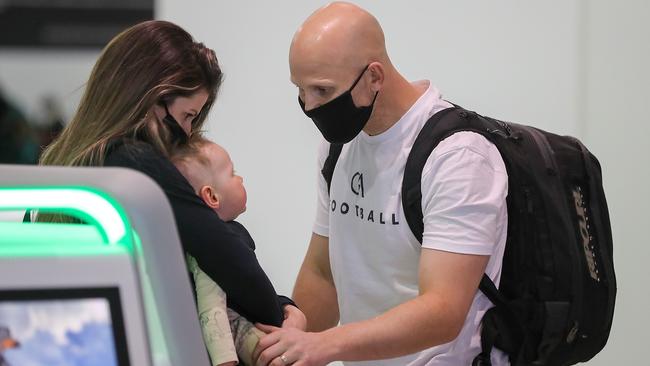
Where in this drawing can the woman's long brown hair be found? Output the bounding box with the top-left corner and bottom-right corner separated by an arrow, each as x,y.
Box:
40,20 -> 223,167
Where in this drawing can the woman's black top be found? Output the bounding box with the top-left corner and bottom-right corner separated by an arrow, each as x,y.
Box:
104,139 -> 290,326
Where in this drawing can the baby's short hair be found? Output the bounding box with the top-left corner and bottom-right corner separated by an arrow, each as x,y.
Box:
171,135 -> 212,166
171,135 -> 215,192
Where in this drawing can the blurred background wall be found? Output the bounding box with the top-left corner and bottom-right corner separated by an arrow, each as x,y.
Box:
1,1 -> 648,364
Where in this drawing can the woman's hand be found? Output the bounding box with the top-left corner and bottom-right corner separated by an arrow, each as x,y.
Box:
281,305 -> 307,330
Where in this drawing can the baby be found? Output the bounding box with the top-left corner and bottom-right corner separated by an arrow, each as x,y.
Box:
172,137 -> 264,366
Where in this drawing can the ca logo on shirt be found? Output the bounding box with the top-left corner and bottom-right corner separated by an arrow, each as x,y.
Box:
351,172 -> 364,198
331,171 -> 399,225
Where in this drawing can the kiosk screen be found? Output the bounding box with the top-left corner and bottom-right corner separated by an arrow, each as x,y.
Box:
0,287 -> 129,366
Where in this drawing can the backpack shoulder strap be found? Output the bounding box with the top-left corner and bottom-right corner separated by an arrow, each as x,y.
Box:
402,105 -> 488,242
321,143 -> 344,194
402,105 -> 515,243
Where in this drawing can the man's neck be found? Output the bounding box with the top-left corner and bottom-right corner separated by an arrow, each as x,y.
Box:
363,76 -> 425,136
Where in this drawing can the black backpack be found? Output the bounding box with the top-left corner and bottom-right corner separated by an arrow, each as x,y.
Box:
321,106 -> 616,366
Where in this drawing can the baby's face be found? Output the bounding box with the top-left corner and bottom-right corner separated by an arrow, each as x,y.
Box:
206,144 -> 247,221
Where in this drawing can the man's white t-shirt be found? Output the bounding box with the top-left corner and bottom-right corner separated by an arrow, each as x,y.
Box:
312,81 -> 509,366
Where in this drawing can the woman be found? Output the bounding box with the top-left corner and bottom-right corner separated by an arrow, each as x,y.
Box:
40,20 -> 300,328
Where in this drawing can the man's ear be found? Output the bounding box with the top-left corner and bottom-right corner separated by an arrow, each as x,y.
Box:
368,62 -> 385,91
199,185 -> 220,209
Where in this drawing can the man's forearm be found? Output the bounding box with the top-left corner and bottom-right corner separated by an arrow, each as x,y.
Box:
318,292 -> 464,363
293,267 -> 340,331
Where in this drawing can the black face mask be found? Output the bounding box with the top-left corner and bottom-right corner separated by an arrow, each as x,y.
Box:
299,65 -> 378,144
162,103 -> 189,145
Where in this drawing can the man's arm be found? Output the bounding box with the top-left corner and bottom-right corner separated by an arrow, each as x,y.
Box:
292,232 -> 339,332
254,248 -> 489,365
321,249 -> 489,361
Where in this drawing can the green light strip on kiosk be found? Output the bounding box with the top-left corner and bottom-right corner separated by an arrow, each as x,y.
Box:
0,187 -> 133,257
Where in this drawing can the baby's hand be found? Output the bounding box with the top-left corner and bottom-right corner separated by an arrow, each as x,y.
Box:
281,305 -> 307,331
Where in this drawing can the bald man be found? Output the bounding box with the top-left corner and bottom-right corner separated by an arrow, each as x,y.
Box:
254,2 -> 508,366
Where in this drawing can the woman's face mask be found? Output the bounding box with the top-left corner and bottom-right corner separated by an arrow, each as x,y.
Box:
162,102 -> 189,145
160,90 -> 209,145
299,65 -> 378,144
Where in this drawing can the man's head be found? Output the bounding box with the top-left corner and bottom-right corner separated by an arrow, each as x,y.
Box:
172,137 -> 246,222
290,2 -> 393,141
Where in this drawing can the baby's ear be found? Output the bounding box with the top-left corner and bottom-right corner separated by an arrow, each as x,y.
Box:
199,185 -> 220,209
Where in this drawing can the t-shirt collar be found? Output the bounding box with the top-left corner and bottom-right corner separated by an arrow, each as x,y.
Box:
358,80 -> 438,144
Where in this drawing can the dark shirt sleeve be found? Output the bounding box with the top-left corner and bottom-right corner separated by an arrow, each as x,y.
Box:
227,221 -> 256,250
228,221 -> 298,309
104,141 -> 285,326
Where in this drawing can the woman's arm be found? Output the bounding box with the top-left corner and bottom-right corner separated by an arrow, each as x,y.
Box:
105,142 -> 284,326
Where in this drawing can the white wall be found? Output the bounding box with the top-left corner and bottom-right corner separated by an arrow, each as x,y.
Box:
582,1 -> 650,363
0,0 -> 646,364
157,1 -> 649,364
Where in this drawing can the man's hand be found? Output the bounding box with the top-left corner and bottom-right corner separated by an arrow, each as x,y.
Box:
253,324 -> 330,366
282,305 -> 307,330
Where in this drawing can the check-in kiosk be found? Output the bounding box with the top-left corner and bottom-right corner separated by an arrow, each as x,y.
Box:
0,165 -> 211,366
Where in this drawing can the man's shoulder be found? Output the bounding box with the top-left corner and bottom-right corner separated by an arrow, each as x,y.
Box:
435,130 -> 494,154
431,131 -> 506,173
